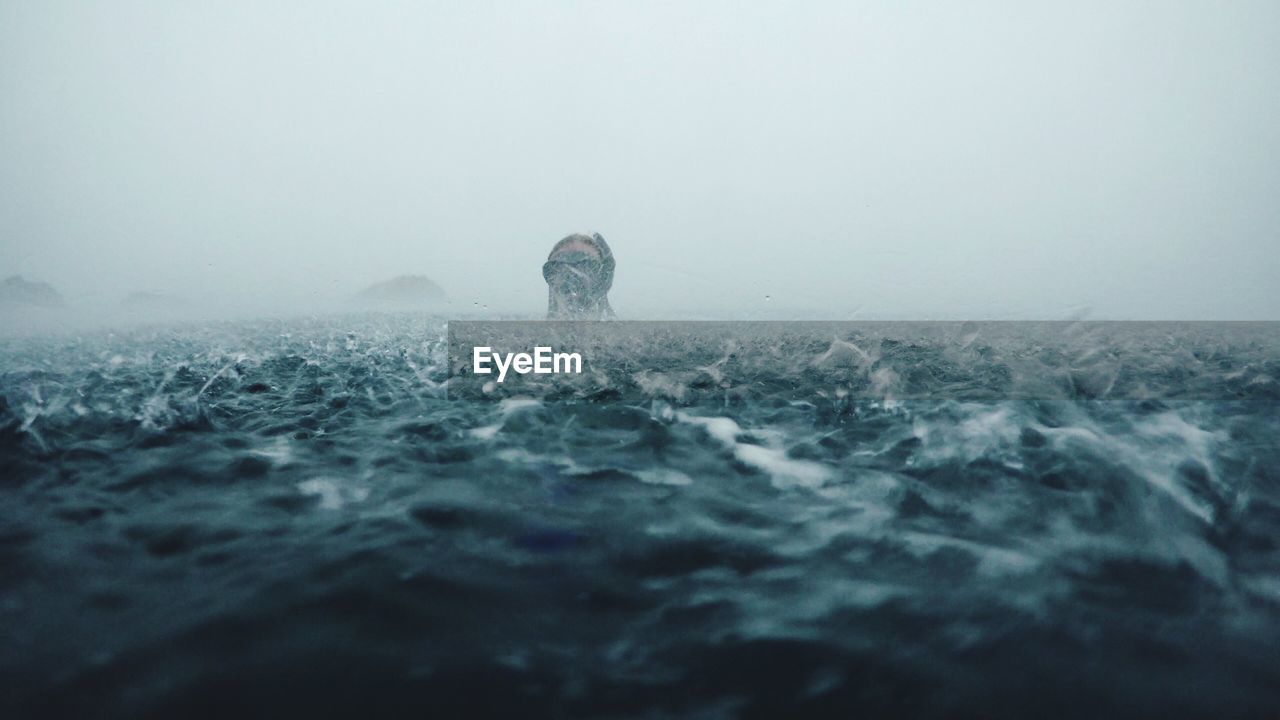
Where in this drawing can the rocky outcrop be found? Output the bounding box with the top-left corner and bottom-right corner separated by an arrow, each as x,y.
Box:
354,275 -> 447,307
0,276 -> 65,308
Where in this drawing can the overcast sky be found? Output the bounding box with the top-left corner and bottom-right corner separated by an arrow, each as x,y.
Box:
2,0 -> 1277,319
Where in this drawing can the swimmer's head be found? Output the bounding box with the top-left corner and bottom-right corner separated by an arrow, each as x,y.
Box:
543,232 -> 615,320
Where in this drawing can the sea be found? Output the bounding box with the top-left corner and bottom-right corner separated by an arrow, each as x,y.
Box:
2,315 -> 1278,718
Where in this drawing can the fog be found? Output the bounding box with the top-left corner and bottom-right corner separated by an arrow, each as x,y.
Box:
2,0 -> 1278,322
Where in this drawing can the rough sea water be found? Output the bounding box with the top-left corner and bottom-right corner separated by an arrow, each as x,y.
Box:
2,316 -> 1279,718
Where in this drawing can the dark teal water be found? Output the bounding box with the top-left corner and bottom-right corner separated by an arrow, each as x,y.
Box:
2,316 -> 1279,718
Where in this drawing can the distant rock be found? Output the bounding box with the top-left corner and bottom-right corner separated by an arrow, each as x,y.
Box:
122,291 -> 186,309
0,276 -> 65,308
354,275 -> 447,307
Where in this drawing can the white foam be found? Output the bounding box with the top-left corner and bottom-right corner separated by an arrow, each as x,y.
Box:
469,423 -> 501,440
1043,409 -> 1225,524
899,531 -> 1040,577
636,468 -> 693,486
469,397 -> 543,439
498,397 -> 542,415
250,436 -> 293,465
297,478 -> 369,510
677,412 -> 832,489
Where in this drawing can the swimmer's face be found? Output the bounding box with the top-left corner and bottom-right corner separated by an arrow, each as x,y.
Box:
544,233 -> 614,319
543,244 -> 608,311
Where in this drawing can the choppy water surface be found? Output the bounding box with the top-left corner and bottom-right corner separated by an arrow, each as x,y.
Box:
2,316 -> 1279,718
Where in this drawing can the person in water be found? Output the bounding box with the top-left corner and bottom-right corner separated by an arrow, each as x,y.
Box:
543,232 -> 616,320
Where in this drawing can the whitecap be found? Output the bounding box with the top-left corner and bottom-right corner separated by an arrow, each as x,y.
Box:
297,478 -> 369,510
677,412 -> 832,489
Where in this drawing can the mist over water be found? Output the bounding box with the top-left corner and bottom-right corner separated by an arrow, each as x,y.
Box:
2,0 -> 1279,322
